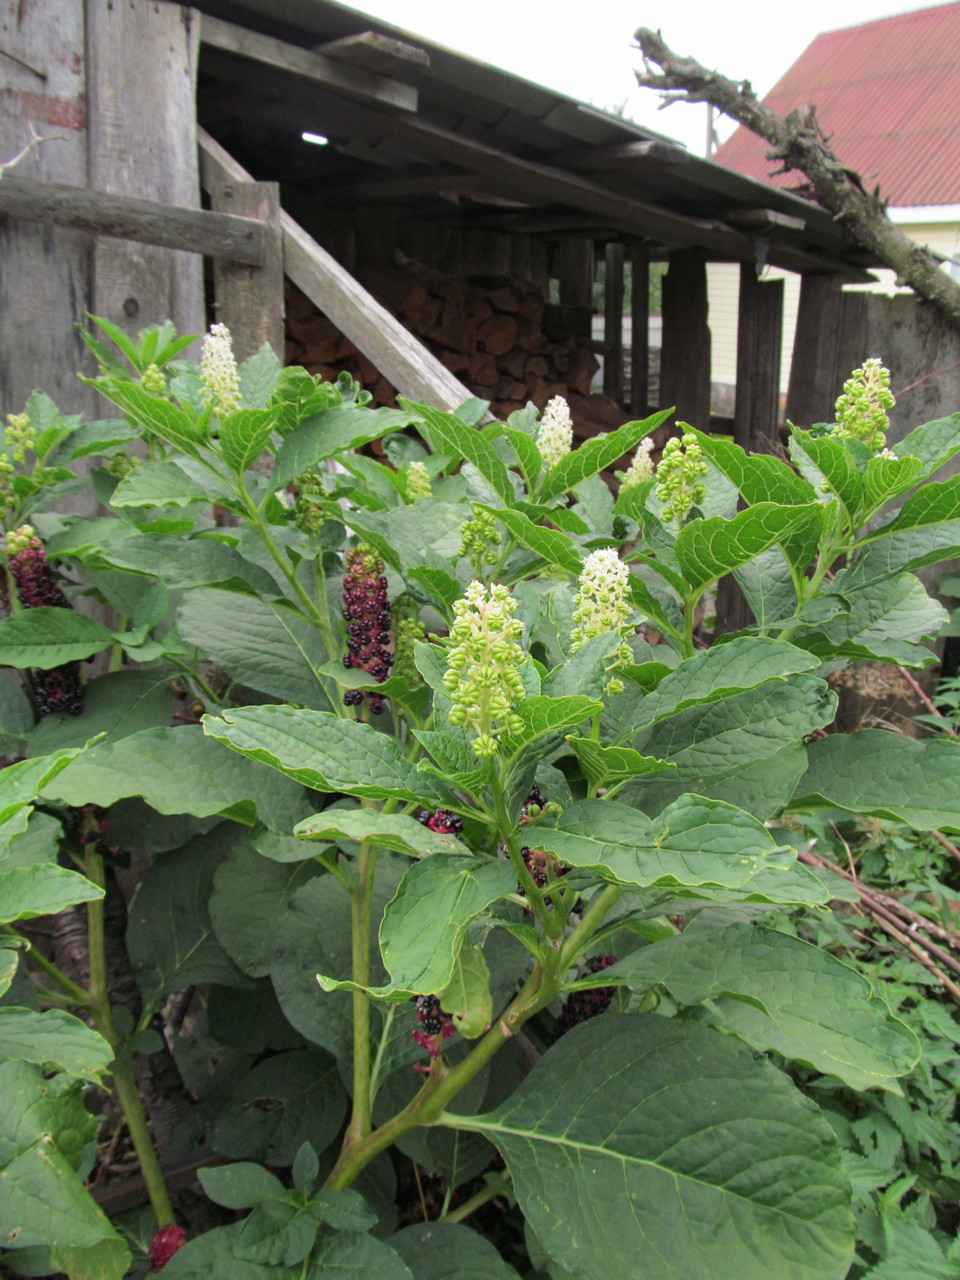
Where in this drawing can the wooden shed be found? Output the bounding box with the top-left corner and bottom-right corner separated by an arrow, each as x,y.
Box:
0,0 -> 884,454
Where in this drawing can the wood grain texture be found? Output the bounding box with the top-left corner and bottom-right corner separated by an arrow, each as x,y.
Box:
209,178 -> 284,361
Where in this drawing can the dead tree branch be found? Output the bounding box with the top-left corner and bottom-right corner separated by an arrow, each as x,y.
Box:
634,27 -> 960,332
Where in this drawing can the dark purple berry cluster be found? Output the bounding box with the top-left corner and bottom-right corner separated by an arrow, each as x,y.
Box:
554,954 -> 617,1039
4,526 -> 84,718
515,786 -> 581,914
412,993 -> 455,1057
418,807 -> 464,835
342,544 -> 393,716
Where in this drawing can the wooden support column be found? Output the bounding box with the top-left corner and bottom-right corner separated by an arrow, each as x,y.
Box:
786,275 -> 868,426
630,241 -> 650,415
659,248 -> 711,426
734,268 -> 784,453
603,242 -> 625,401
85,0 -> 205,346
556,238 -> 594,310
209,179 -> 284,361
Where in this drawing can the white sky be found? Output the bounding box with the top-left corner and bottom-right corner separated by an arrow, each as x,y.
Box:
341,0 -> 954,154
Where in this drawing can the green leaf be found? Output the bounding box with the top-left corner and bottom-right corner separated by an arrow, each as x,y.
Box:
791,574 -> 944,666
435,943 -> 492,1039
790,430 -> 864,520
565,739 -> 673,791
308,1232 -> 414,1280
445,1015 -> 853,1280
478,505 -> 581,574
389,1221 -> 522,1279
607,922 -> 919,1090
96,381 -> 204,457
414,730 -> 488,797
238,343 -> 282,408
540,409 -> 672,500
633,636 -> 820,726
44,726 -> 311,829
274,405 -> 418,486
0,751 -> 80,828
675,503 -> 823,594
160,1222 -> 279,1279
537,794 -> 796,893
0,1135 -> 124,1252
793,731 -> 960,830
401,399 -> 514,505
893,411 -> 960,478
349,501 -> 466,576
0,608 -> 114,668
542,632 -> 622,701
234,1199 -> 315,1268
219,408 -> 276,475
202,707 -> 450,808
91,536 -> 281,597
0,864 -> 102,922
863,453 -> 924,510
27,669 -> 172,755
198,1162 -> 285,1209
54,418 -> 138,462
294,810 -> 469,859
109,460 -> 210,508
498,695 -> 603,759
50,1237 -> 132,1280
0,1008 -> 113,1082
504,426 -> 542,492
694,430 -> 819,506
127,825 -> 253,1014
0,671 -> 34,755
0,1058 -> 97,1169
178,590 -> 328,707
408,562 -> 464,614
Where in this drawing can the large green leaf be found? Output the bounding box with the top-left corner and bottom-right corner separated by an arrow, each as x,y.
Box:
274,405 -> 418,486
606,922 -> 919,1091
566,739 -> 673,791
537,794 -> 796,892
628,674 -> 836,818
401,400 -> 514,505
793,731 -> 960,831
540,410 -> 671,500
27,669 -> 172,755
633,636 -> 820,726
0,608 -> 114,668
178,590 -> 328,707
126,825 -> 253,1014
202,707 -> 451,808
790,431 -> 864,521
791,574 -> 944,666
294,810 -> 470,859
308,1232 -> 413,1279
498,695 -> 602,759
0,750 -> 81,827
219,408 -> 276,475
694,430 -> 819,506
478,505 -> 582,574
862,453 -> 924,511
893,411 -> 960,478
389,1222 -> 522,1279
91,536 -> 282,597
675,503 -> 823,594
0,864 -> 102,922
845,476 -> 960,586
44,726 -> 311,830
97,381 -> 204,458
160,1222 -> 281,1279
445,1015 -> 853,1280
0,1008 -> 113,1082
349,501 -> 467,575
109,460 -> 210,508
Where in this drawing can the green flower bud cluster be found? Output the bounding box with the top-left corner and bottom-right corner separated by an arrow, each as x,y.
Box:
3,523 -> 36,555
0,412 -> 36,514
293,470 -> 326,535
392,594 -> 426,686
832,358 -> 895,452
443,581 -> 526,758
404,460 -> 432,502
620,437 -> 655,487
140,363 -> 167,396
570,548 -> 631,656
459,505 -> 499,570
200,322 -> 241,417
654,431 -> 708,527
536,395 -> 573,470
107,451 -> 140,480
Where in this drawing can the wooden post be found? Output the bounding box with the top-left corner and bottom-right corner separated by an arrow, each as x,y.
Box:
734,267 -> 784,453
659,248 -> 711,427
209,179 -> 284,361
556,238 -> 594,310
603,242 -> 625,402
786,275 -> 868,426
85,0 -> 205,346
630,241 -> 650,415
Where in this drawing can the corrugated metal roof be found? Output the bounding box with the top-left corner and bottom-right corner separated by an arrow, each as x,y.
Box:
714,1 -> 960,207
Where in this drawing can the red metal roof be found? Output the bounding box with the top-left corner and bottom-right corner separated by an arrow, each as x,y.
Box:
714,1 -> 960,207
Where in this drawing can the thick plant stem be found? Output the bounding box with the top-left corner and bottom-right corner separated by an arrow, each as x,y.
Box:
2,926 -> 92,1007
344,827 -> 378,1147
561,883 -> 623,969
85,847 -> 175,1227
443,1169 -> 512,1223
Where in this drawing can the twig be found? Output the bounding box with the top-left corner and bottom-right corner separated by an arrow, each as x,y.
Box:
897,665 -> 955,734
932,830 -> 960,865
0,121 -> 65,178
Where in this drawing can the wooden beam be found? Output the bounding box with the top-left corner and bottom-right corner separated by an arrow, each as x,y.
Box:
0,175 -> 265,264
200,14 -> 418,113
786,276 -> 868,426
630,241 -> 650,415
560,139 -> 691,173
734,268 -> 784,452
556,239 -> 594,310
209,180 -> 284,362
198,128 -> 475,412
726,207 -> 806,232
659,248 -> 711,426
603,242 -> 625,401
345,168 -> 487,200
314,31 -> 430,77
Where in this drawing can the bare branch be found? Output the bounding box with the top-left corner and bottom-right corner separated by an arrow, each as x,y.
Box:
0,121 -> 65,180
634,27 -> 960,332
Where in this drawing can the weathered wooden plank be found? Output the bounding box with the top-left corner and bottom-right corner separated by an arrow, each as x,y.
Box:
315,31 -> 430,77
659,248 -> 711,426
209,179 -> 284,361
86,0 -> 205,344
629,241 -> 650,416
0,175 -> 265,263
786,276 -> 868,426
556,239 -> 594,310
734,268 -> 784,453
603,242 -> 625,401
198,128 -> 475,411
200,14 -> 418,113
726,208 -> 806,232
560,139 -> 690,172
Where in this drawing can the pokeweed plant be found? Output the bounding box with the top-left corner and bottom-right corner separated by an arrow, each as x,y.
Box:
1,328 -> 960,1280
